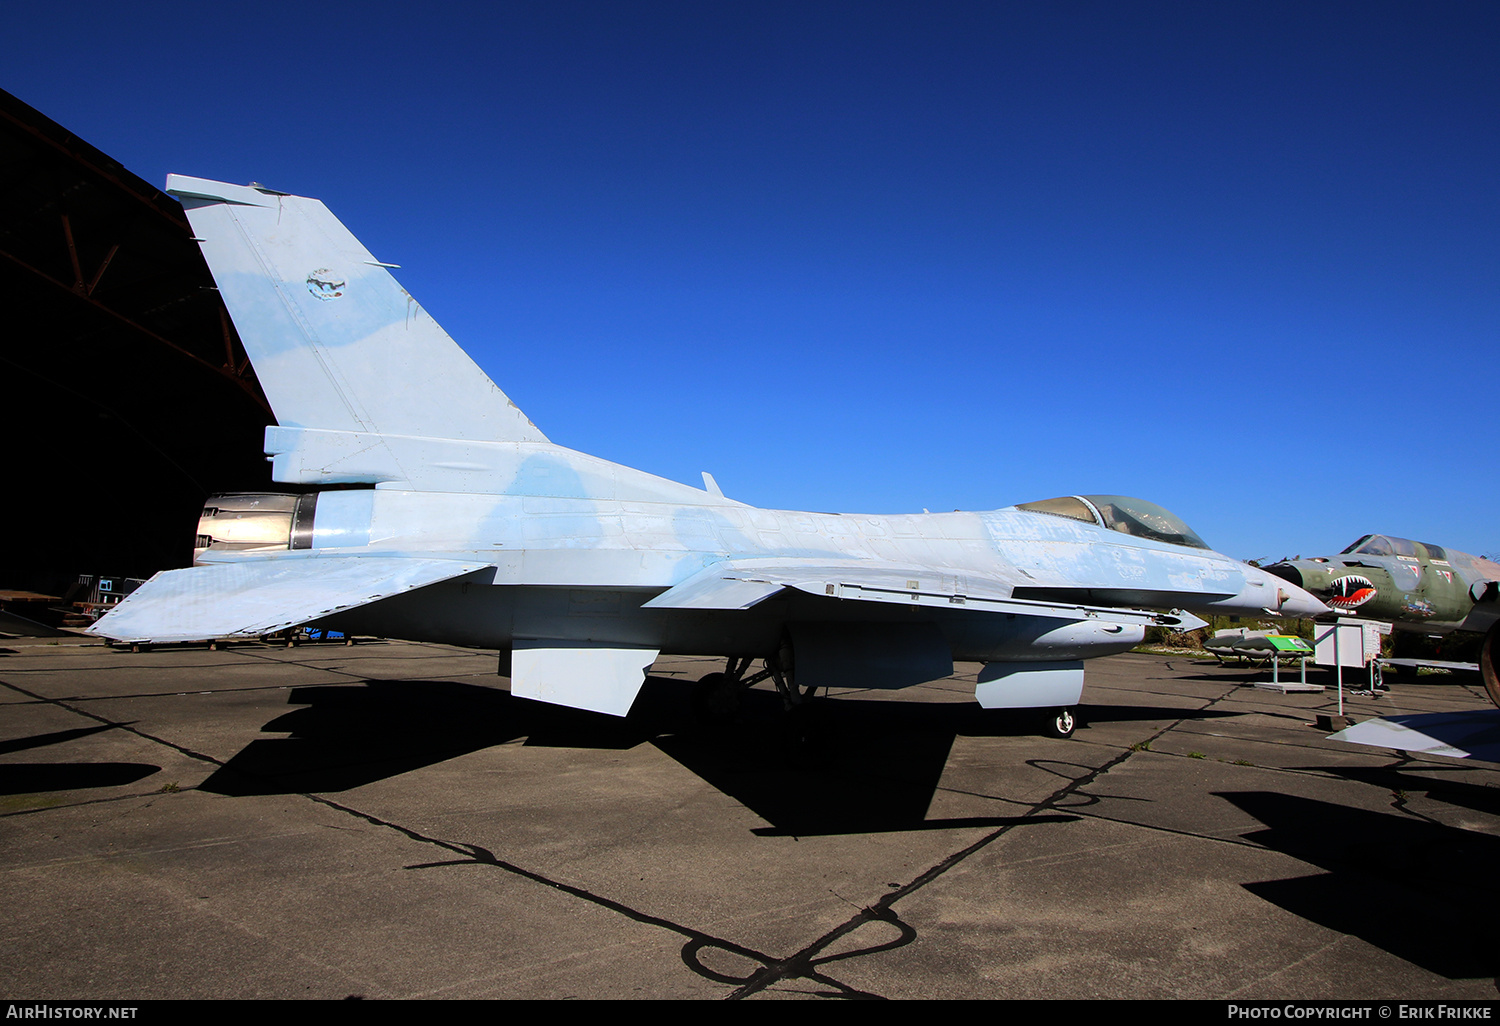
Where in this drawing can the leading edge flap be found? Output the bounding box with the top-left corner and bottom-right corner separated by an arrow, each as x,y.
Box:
88,556 -> 491,644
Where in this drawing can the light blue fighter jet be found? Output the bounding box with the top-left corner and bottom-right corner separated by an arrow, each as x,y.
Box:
89,176 -> 1327,736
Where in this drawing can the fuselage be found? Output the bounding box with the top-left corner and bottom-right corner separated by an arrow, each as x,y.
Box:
196,483 -> 1320,662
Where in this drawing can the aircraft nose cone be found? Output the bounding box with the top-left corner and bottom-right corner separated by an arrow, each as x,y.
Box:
1273,582 -> 1330,618
1230,568 -> 1329,618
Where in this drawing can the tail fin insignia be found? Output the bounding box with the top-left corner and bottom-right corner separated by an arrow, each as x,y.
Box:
165,175 -> 546,444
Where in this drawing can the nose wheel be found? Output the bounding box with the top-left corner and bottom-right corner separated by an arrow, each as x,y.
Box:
1043,707 -> 1077,739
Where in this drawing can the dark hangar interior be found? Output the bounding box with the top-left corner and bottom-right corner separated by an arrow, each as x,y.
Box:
1,87 -> 277,599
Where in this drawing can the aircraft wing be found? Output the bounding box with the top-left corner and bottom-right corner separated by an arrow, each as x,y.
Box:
1459,580 -> 1500,634
644,558 -> 1207,629
88,557 -> 491,644
1330,711 -> 1500,763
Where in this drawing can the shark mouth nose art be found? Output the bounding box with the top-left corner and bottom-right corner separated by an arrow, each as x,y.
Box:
1329,575 -> 1377,610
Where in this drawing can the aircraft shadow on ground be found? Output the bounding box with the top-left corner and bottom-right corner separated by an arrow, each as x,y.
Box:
197,678 -> 647,797
652,683 -> 969,837
1167,665 -> 1322,685
0,763 -> 160,795
195,673 -> 1212,836
1219,790 -> 1500,981
1070,703 -> 1238,727
0,724 -> 118,756
0,724 -> 160,796
1304,763 -> 1500,819
630,677 -> 1087,836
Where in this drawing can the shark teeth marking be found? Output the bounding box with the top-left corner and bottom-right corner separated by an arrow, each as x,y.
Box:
1329,574 -> 1377,610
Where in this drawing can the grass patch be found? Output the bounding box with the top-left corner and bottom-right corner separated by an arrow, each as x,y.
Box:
0,794 -> 68,813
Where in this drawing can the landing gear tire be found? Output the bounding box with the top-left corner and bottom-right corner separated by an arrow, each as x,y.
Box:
1043,707 -> 1077,739
691,672 -> 741,725
1482,621 -> 1500,710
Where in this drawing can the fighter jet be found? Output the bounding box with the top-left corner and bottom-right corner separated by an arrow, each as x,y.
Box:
89,175 -> 1326,736
1266,538 -> 1500,703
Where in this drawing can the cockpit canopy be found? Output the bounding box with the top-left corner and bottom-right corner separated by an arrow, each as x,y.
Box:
1340,535 -> 1446,560
1015,495 -> 1210,550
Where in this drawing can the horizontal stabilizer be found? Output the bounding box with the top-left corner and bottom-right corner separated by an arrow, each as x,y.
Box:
509,641 -> 659,717
1330,710 -> 1500,763
88,557 -> 490,643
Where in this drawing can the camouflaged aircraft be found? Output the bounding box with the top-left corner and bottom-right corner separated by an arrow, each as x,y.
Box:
89,175 -> 1327,737
1266,538 -> 1500,703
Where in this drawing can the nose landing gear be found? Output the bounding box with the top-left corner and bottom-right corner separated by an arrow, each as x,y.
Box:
1042,707 -> 1077,739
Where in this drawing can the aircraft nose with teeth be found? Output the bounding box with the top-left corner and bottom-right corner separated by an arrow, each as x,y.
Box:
1328,575 -> 1378,611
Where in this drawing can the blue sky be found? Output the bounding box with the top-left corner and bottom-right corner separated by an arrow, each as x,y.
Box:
8,1 -> 1497,561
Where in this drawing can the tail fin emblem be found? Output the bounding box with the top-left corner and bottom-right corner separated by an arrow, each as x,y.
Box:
306,269 -> 346,300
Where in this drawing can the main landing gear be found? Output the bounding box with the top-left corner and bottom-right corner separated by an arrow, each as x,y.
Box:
692,641 -> 1082,741
1482,620 -> 1500,711
691,647 -> 819,726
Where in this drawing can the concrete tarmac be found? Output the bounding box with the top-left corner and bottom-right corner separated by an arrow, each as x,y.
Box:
1,637 -> 1497,1000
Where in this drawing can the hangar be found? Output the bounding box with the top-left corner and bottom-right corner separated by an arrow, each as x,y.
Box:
0,87 -> 275,606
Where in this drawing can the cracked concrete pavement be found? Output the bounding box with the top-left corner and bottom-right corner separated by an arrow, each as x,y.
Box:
2,638 -> 1497,1000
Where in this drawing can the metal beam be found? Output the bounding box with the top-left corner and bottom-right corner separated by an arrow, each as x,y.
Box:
0,242 -> 274,417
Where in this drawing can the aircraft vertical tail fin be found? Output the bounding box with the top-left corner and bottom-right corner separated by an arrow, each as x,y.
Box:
165,175 -> 546,444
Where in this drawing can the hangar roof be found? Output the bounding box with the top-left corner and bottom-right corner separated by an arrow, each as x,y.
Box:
0,87 -> 269,415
